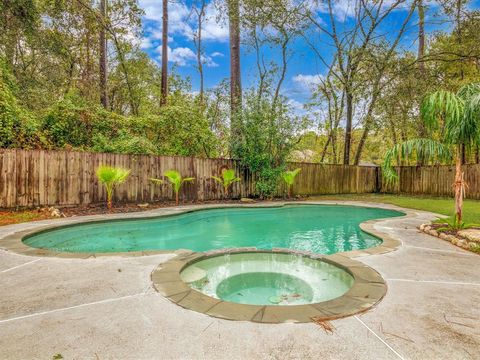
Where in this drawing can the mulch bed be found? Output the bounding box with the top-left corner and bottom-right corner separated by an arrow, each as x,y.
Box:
1,198 -> 306,226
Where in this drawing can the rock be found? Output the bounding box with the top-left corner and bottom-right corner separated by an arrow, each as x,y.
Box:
446,235 -> 457,243
458,229 -> 480,243
137,203 -> 149,208
424,225 -> 431,232
439,233 -> 449,241
51,210 -> 61,217
428,229 -> 439,237
456,239 -> 467,248
240,197 -> 255,203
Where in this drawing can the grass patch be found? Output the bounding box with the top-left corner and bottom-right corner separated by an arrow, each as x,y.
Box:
309,193 -> 480,224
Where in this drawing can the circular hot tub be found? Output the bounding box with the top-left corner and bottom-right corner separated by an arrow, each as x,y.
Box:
152,250 -> 387,323
180,252 -> 353,306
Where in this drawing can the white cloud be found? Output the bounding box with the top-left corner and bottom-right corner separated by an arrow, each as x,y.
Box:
315,0 -> 412,21
211,52 -> 224,58
170,47 -> 197,66
202,3 -> 229,42
156,46 -> 219,67
292,74 -> 324,91
139,0 -> 228,43
140,37 -> 153,49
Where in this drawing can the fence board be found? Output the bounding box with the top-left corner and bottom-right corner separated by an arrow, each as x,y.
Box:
380,164 -> 480,199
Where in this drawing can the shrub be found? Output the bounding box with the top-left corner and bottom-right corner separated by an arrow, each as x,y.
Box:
281,168 -> 301,198
151,170 -> 195,205
96,166 -> 130,209
212,169 -> 241,198
0,60 -> 43,148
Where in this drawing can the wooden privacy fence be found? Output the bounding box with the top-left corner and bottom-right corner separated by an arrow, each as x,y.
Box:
2,149 -> 478,208
380,165 -> 480,199
0,149 -> 378,208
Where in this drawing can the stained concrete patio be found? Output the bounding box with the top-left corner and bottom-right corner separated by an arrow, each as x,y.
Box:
0,202 -> 479,360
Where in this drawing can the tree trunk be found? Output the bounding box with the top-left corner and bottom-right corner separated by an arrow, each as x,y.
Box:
416,0 -> 427,165
160,0 -> 168,106
111,33 -> 138,115
194,1 -> 206,105
228,0 -> 242,135
417,0 -> 425,74
353,121 -> 370,165
343,91 -> 353,165
99,0 -> 108,109
175,191 -> 179,206
454,148 -> 465,223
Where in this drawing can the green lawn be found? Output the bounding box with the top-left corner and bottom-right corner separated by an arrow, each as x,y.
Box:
309,193 -> 480,224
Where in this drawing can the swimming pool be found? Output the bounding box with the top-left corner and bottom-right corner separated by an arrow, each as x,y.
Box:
23,205 -> 404,254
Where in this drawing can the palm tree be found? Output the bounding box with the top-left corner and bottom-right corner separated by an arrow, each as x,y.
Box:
212,168 -> 241,198
152,170 -> 195,206
281,168 -> 301,198
96,166 -> 130,209
383,83 -> 480,223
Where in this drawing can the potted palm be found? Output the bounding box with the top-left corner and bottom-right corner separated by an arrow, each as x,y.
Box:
212,169 -> 241,198
96,165 -> 130,209
281,168 -> 301,198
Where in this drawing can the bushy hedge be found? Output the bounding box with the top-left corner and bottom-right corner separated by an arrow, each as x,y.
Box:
0,61 -> 44,148
1,63 -> 217,157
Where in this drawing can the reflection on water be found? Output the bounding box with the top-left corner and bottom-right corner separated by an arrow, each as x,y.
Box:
24,205 -> 403,254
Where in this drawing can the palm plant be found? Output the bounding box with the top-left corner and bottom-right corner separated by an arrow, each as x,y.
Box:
212,169 -> 241,198
383,83 -> 480,223
281,168 -> 301,198
96,166 -> 130,209
158,170 -> 195,206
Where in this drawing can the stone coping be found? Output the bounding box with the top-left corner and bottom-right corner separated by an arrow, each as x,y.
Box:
0,201 -> 418,259
151,248 -> 388,323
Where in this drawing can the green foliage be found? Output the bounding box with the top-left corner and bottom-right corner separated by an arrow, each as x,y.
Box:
163,170 -> 195,193
382,139 -> 452,183
96,166 -> 130,208
436,216 -> 472,232
0,60 -> 44,148
37,91 -> 217,157
155,170 -> 195,205
383,81 -> 480,185
212,169 -> 241,197
421,84 -> 480,148
233,91 -> 308,198
281,168 -> 301,186
470,243 -> 480,253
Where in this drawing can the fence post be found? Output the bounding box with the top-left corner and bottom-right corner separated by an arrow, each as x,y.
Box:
374,166 -> 381,193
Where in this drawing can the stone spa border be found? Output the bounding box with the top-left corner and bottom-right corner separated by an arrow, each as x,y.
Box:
151,249 -> 389,324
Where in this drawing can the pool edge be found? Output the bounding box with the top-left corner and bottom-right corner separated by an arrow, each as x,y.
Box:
0,201 -> 429,258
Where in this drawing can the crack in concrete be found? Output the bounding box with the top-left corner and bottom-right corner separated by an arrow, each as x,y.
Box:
0,292 -> 147,324
354,315 -> 405,360
0,258 -> 41,273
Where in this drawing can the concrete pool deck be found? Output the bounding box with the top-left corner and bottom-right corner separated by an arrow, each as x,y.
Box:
0,201 -> 479,359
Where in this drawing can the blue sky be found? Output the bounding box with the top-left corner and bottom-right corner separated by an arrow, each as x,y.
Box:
138,0 -> 480,108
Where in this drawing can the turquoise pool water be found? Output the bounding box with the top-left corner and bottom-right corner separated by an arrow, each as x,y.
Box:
23,205 -> 403,254
181,252 -> 354,305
